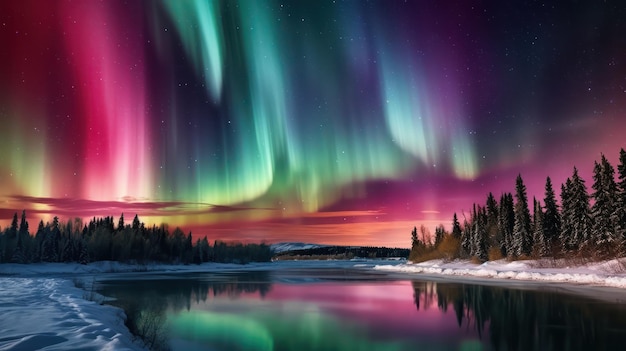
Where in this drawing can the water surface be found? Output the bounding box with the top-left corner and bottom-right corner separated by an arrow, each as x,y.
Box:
96,267 -> 626,351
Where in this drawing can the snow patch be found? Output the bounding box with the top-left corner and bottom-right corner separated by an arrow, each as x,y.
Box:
374,258 -> 626,288
0,277 -> 144,350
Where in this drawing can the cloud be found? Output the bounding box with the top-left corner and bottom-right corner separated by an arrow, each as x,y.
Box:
1,195 -> 272,220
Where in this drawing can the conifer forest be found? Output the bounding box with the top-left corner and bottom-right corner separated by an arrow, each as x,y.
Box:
411,149 -> 626,263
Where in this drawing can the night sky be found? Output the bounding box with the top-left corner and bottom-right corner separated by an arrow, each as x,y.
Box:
1,0 -> 625,247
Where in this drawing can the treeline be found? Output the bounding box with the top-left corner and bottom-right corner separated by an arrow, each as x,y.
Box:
411,148 -> 626,262
0,213 -> 271,264
275,246 -> 410,260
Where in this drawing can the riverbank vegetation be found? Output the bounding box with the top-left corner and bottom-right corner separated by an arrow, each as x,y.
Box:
0,213 -> 271,264
274,246 -> 409,260
411,148 -> 626,264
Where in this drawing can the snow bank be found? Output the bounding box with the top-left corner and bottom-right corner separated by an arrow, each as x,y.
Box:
0,277 -> 144,351
374,258 -> 626,288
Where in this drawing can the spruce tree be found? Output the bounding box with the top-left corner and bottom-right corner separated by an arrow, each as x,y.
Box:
411,226 -> 419,249
569,168 -> 593,252
617,148 -> 626,246
513,174 -> 532,257
591,155 -> 619,256
434,225 -> 445,248
560,179 -> 574,252
532,198 -> 547,257
19,210 -> 28,237
118,213 -> 125,231
461,217 -> 472,258
452,213 -> 462,240
132,214 -> 141,231
485,193 -> 499,250
472,205 -> 488,261
498,193 -> 514,257
9,212 -> 18,239
542,177 -> 561,255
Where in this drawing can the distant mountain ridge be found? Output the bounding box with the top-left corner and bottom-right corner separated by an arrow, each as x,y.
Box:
270,242 -> 328,253
271,242 -> 410,259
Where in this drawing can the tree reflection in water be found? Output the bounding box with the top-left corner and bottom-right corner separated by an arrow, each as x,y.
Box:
411,280 -> 626,351
98,272 -> 272,351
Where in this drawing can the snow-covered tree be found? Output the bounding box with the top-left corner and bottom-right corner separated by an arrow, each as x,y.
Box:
591,155 -> 619,256
560,179 -> 573,252
485,193 -> 499,249
512,175 -> 532,257
617,148 -> 626,246
471,205 -> 488,261
461,216 -> 472,258
532,198 -> 547,257
542,177 -> 561,255
562,168 -> 593,253
498,193 -> 514,257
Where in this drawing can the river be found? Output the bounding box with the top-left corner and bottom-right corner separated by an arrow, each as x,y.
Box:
96,264 -> 626,351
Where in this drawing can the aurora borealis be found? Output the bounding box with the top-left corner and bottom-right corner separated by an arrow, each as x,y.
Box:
1,1 -> 626,247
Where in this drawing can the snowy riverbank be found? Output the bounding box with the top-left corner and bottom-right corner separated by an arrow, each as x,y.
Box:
374,258 -> 626,288
0,277 -> 144,351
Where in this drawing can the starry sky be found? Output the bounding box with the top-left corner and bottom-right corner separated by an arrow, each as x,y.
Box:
1,0 -> 625,247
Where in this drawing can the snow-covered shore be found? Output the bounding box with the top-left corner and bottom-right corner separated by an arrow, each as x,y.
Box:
374,258 -> 626,288
0,277 -> 144,351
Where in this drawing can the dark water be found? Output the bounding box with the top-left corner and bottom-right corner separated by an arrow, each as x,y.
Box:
96,268 -> 626,351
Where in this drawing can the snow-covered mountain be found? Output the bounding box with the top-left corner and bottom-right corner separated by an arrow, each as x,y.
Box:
270,242 -> 328,253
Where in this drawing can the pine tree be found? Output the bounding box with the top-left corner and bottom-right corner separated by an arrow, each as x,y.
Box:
19,210 -> 28,237
616,148 -> 626,248
542,177 -> 561,255
513,174 -> 532,257
532,198 -> 547,257
41,223 -> 55,262
472,205 -> 488,261
560,179 -> 573,252
461,217 -> 472,258
118,213 -> 125,231
434,225 -> 445,248
132,214 -> 141,231
78,239 -> 90,264
591,155 -> 619,256
9,212 -> 18,239
15,210 -> 30,263
567,168 -> 593,253
411,226 -> 419,249
451,213 -> 462,240
485,193 -> 499,250
498,193 -> 515,257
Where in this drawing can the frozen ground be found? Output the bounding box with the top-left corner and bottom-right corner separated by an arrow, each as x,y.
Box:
0,277 -> 143,351
2,257 -> 626,350
374,258 -> 626,288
